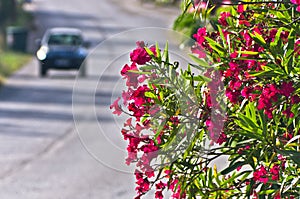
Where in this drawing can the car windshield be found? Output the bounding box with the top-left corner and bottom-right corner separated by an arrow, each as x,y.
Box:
47,34 -> 82,46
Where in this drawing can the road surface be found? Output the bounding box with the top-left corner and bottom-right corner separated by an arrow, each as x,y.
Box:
0,0 -> 180,198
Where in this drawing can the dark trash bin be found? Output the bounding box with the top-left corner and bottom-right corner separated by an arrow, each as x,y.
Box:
6,26 -> 28,52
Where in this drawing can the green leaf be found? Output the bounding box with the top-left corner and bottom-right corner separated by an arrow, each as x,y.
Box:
283,177 -> 300,193
270,27 -> 284,47
204,5 -> 216,20
127,70 -> 151,75
221,170 -> 251,186
140,64 -> 157,71
145,47 -> 155,57
163,42 -> 169,63
277,149 -> 300,166
155,42 -> 161,61
285,135 -> 300,147
269,9 -> 290,24
190,75 -> 211,83
159,91 -> 164,103
189,54 -> 210,68
284,29 -> 295,74
258,109 -> 267,136
208,167 -> 213,187
248,70 -> 284,77
234,129 -> 263,140
250,32 -> 266,46
220,161 -> 245,175
144,91 -> 157,99
205,37 -> 225,56
217,25 -> 227,49
258,189 -> 276,195
237,112 -> 262,135
245,102 -> 257,125
237,51 -> 259,55
169,64 -> 176,81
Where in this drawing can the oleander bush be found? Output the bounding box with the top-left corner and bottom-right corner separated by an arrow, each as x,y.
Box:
111,0 -> 300,198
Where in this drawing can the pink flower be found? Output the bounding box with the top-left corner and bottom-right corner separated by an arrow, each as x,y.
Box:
205,92 -> 212,108
241,86 -> 253,98
138,74 -> 147,83
245,60 -> 256,69
121,63 -> 140,88
257,84 -> 279,118
155,181 -> 166,199
124,118 -> 132,127
283,107 -> 295,118
270,164 -> 280,181
189,1 -> 207,13
216,132 -> 227,145
128,103 -> 145,121
130,85 -> 151,106
280,82 -> 294,97
291,95 -> 300,104
135,177 -> 150,194
259,177 -> 269,184
238,15 -> 251,26
155,181 -> 166,189
110,97 -> 122,115
291,0 -> 300,12
145,170 -> 155,178
130,41 -> 155,65
237,4 -> 245,13
193,27 -> 207,46
252,27 -> 262,35
218,12 -> 231,26
226,88 -> 240,104
230,51 -> 238,58
274,193 -> 281,199
280,31 -> 290,41
191,44 -> 206,58
122,89 -> 133,105
155,190 -> 164,199
140,141 -> 159,153
170,116 -> 180,126
126,151 -> 137,165
240,30 -> 253,47
253,165 -> 268,184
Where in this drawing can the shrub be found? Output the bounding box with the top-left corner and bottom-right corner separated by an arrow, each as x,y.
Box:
111,0 -> 300,198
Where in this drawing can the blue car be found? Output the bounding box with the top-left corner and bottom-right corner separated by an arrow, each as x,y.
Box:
36,27 -> 89,77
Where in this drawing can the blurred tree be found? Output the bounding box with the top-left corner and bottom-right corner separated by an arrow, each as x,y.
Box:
0,0 -> 17,26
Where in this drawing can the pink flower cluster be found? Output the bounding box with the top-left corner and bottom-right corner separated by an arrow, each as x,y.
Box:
193,12 -> 300,120
111,1 -> 300,197
253,163 -> 284,184
112,41 -> 189,199
130,41 -> 155,65
291,0 -> 300,12
204,69 -> 228,144
111,41 -> 163,198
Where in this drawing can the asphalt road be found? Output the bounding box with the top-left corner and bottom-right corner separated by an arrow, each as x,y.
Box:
0,0 -> 180,198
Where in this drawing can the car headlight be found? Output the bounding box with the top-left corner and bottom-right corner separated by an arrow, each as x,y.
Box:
36,46 -> 48,61
76,48 -> 87,58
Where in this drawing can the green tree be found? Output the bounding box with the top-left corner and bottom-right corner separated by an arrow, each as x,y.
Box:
0,0 -> 17,26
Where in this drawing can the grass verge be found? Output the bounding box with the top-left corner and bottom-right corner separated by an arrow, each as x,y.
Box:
0,2 -> 34,85
0,51 -> 32,84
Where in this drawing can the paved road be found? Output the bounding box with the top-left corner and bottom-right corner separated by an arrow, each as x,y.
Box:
0,0 -> 180,198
